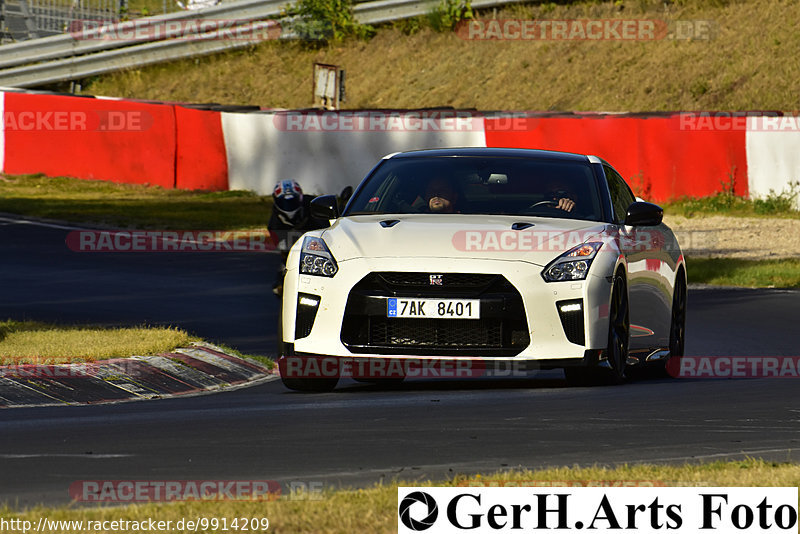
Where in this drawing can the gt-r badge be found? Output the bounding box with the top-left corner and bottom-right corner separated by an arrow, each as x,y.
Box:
429,274 -> 443,286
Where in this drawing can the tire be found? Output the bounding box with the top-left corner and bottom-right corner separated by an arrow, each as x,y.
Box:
277,351 -> 339,392
565,272 -> 629,387
662,269 -> 687,377
280,376 -> 339,392
604,272 -> 630,383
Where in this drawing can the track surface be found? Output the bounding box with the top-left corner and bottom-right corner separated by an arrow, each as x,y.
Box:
1,218 -> 799,507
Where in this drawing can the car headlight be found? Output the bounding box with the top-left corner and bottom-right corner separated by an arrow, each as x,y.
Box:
541,242 -> 603,282
299,236 -> 338,277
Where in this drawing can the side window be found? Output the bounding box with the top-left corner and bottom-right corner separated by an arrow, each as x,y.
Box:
604,165 -> 635,223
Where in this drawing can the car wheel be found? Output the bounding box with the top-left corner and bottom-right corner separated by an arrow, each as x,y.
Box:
565,272 -> 629,386
661,269 -> 687,377
280,375 -> 339,392
277,354 -> 339,392
604,273 -> 630,383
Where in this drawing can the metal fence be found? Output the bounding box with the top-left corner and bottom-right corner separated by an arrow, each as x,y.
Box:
34,0 -> 123,32
2,0 -> 125,41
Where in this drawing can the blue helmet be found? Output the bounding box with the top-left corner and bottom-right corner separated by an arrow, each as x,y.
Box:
272,179 -> 304,224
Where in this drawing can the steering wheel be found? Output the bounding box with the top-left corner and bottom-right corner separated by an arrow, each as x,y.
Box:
527,200 -> 559,209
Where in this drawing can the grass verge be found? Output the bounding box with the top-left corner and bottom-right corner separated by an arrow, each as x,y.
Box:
663,182 -> 800,219
0,320 -> 198,364
687,257 -> 800,289
0,174 -> 273,231
2,460 -> 798,533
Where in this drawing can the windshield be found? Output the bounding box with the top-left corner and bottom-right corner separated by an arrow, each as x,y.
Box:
344,156 -> 604,221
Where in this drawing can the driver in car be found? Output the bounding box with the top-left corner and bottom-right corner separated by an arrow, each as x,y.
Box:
544,180 -> 577,213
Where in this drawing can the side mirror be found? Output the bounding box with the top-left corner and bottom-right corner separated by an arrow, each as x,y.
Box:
624,201 -> 663,226
311,195 -> 339,221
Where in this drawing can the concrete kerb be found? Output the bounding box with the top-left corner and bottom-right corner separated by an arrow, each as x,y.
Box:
0,342 -> 278,408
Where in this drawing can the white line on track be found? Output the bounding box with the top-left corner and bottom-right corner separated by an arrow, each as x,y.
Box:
0,215 -> 91,231
0,453 -> 133,459
629,447 -> 800,464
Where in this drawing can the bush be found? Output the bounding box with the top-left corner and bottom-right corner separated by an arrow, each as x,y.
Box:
287,0 -> 374,44
428,0 -> 473,32
753,181 -> 800,215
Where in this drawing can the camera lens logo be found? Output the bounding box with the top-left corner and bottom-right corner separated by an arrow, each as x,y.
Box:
399,491 -> 439,531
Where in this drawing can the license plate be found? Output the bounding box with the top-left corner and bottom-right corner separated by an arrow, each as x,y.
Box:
387,298 -> 480,319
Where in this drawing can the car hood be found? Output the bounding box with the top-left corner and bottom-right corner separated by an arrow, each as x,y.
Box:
320,214 -> 608,267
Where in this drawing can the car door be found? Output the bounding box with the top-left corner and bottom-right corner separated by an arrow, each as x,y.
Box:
603,164 -> 671,351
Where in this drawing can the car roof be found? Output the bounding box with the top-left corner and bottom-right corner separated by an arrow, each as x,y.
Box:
385,147 -> 599,163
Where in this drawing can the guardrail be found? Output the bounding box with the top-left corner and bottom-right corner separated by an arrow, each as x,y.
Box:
0,0 -> 287,69
0,0 -> 526,88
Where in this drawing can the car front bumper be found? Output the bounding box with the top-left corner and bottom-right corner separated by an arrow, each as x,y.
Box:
281,256 -> 615,363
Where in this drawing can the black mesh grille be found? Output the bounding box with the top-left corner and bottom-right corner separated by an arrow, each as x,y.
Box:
557,299 -> 585,346
370,318 -> 503,347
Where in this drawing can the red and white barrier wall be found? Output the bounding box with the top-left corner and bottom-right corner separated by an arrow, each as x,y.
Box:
1,90 -> 799,208
0,90 -> 227,190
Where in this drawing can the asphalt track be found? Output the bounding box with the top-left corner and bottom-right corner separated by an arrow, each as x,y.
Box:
1,217 -> 799,508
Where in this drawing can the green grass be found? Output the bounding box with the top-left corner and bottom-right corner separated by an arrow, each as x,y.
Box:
0,174 -> 273,230
73,0 -> 800,111
0,320 -> 199,364
0,319 -> 200,365
0,321 -> 274,367
3,460 -> 799,532
664,181 -> 800,219
687,257 -> 800,288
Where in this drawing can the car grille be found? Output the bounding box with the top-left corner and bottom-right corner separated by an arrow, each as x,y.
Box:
341,272 -> 530,357
371,318 -> 502,347
376,272 -> 497,290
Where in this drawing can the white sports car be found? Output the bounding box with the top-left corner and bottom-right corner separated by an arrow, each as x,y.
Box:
278,148 -> 686,391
